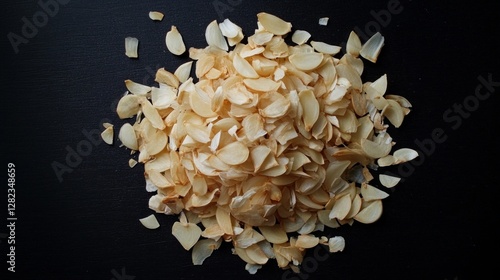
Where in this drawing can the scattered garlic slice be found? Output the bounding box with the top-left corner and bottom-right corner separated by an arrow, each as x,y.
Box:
379,174 -> 401,188
172,220 -> 202,251
347,31 -> 362,57
166,26 -> 186,55
174,61 -> 193,83
257,12 -> 292,35
393,148 -> 419,163
292,30 -> 311,45
289,52 -> 323,71
318,17 -> 329,26
101,125 -> 114,145
206,20 -> 229,51
192,238 -> 221,265
125,37 -> 139,58
139,214 -> 160,229
125,80 -> 151,96
148,11 -> 164,21
360,32 -> 385,63
118,123 -> 138,150
354,200 -> 383,224
310,41 -> 341,55
128,158 -> 138,168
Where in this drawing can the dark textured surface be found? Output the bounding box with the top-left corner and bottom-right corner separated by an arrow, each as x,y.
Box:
1,0 -> 499,279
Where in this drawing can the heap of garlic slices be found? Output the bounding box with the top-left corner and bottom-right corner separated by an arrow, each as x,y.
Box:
108,12 -> 417,274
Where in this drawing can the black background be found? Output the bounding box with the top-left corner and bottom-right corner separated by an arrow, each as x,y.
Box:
1,0 -> 500,279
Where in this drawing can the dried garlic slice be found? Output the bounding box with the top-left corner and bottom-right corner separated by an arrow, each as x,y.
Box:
360,32 -> 385,63
125,37 -> 139,58
192,238 -> 221,265
310,41 -> 341,55
118,123 -> 138,150
139,214 -> 160,229
393,148 -> 419,163
354,200 -> 383,224
379,174 -> 401,188
166,26 -> 186,55
148,11 -> 164,21
292,30 -> 311,45
101,125 -> 114,145
328,236 -> 345,252
172,220 -> 202,251
257,12 -> 292,35
206,20 -> 229,51
318,17 -> 329,26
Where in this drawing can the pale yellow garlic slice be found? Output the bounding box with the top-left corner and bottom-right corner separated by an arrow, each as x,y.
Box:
172,221 -> 202,250
101,125 -> 114,145
257,12 -> 292,35
205,20 -> 228,51
310,41 -> 341,55
148,11 -> 164,21
291,30 -> 311,45
166,26 -> 186,55
125,37 -> 139,58
379,174 -> 401,188
139,214 -> 160,229
360,32 -> 385,63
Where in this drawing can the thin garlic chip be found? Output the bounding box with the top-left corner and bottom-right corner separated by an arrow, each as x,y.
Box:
140,98 -> 166,130
259,225 -> 288,244
361,138 -> 392,159
299,89 -> 320,131
101,125 -> 114,145
148,11 -> 164,21
108,12 -> 416,275
118,123 -> 138,150
233,54 -> 259,78
139,214 -> 160,229
328,236 -> 345,252
128,158 -> 138,168
172,221 -> 202,251
192,238 -> 221,265
346,31 -> 362,57
379,174 -> 401,188
116,94 -> 140,119
360,183 -> 389,201
205,20 -> 229,51
354,200 -> 383,224
166,26 -> 186,55
329,194 -> 352,220
295,234 -> 319,249
125,37 -> 139,58
393,148 -> 419,163
289,52 -> 323,71
360,32 -> 385,63
318,17 -> 329,26
292,30 -> 311,45
245,264 -> 262,275
243,78 -> 280,92
377,155 -> 395,167
257,12 -> 292,35
217,141 -> 250,165
155,68 -> 180,89
174,61 -> 193,83
382,99 -> 405,128
219,18 -> 243,39
310,41 -> 341,55
125,80 -> 152,96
